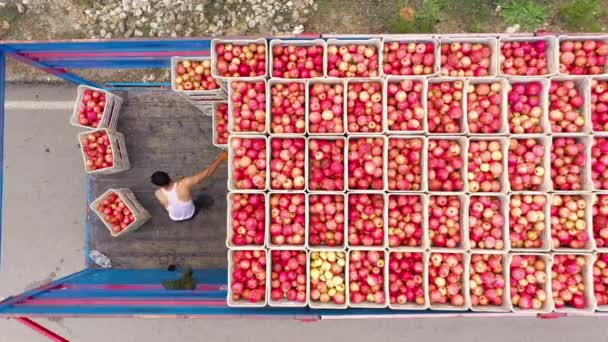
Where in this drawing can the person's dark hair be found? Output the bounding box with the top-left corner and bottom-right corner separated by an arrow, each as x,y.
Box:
151,171 -> 171,187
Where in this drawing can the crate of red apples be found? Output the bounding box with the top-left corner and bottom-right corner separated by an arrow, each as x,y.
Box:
70,85 -> 123,130
78,128 -> 130,175
219,34 -> 608,314
90,188 -> 151,237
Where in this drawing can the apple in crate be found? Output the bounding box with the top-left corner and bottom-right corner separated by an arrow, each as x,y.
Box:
78,88 -> 107,128
174,59 -> 220,91
230,250 -> 267,304
81,130 -> 114,171
96,192 -> 135,233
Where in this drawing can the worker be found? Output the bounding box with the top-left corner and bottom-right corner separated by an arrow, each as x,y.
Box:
151,151 -> 228,221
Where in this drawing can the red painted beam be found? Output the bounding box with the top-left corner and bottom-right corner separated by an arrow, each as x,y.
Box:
16,298 -> 227,307
22,50 -> 210,59
57,283 -> 226,291
14,317 -> 70,342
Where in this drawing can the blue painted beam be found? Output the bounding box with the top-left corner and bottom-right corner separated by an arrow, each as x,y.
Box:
0,51 -> 4,271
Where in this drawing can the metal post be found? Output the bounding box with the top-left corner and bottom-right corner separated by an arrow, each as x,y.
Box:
0,50 -> 5,270
14,317 -> 70,342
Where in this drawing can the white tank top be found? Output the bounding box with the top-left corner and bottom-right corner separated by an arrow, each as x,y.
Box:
161,183 -> 196,221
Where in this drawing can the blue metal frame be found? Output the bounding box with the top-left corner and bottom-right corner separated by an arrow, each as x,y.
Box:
0,51 -> 5,271
0,34 -> 583,318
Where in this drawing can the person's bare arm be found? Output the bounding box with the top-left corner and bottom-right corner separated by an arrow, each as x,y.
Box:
181,151 -> 228,188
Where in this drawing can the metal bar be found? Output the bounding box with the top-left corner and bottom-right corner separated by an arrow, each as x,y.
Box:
13,317 -> 70,342
105,82 -> 170,88
0,51 -> 4,270
3,52 -> 101,88
0,269 -> 98,311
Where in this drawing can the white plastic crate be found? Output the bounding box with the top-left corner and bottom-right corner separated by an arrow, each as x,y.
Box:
345,77 -> 386,135
551,253 -> 596,313
384,76 -> 428,134
306,192 -> 347,250
548,76 -> 592,134
509,253 -> 554,313
227,135 -> 269,192
381,36 -> 440,77
306,78 -> 348,135
386,193 -> 429,251
439,36 -> 499,77
267,79 -> 308,135
427,193 -> 469,252
466,136 -> 509,194
346,135 -> 388,192
426,136 -> 468,192
508,192 -> 552,253
227,79 -> 269,135
269,39 -> 327,79
347,250 -> 388,309
227,249 -> 269,307
387,250 -> 429,310
308,249 -> 349,309
549,134 -> 592,192
89,188 -> 151,238
211,38 -> 268,81
212,102 -> 229,149
466,77 -> 509,135
427,251 -> 471,311
590,75 -> 608,133
557,35 -> 608,76
594,251 -> 608,311
325,38 -> 383,78
78,128 -> 130,175
267,135 -> 307,192
225,192 -> 267,249
266,192 -> 308,249
267,249 -> 309,308
345,192 -> 388,250
385,136 -> 428,192
550,192 -> 595,252
508,135 -> 552,193
170,56 -> 225,95
70,85 -> 123,130
593,192 -> 608,252
426,77 -> 468,135
592,134 -> 608,192
467,194 -> 511,253
306,136 -> 347,193
507,78 -> 551,134
468,251 -> 512,312
498,36 -> 559,77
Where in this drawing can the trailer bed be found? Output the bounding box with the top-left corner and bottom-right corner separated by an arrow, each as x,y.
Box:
86,90 -> 228,269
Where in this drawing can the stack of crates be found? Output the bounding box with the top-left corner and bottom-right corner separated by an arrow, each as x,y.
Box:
71,85 -> 130,175
70,85 -> 149,237
90,188 -> 151,237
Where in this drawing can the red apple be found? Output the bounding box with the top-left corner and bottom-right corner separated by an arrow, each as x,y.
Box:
272,44 -> 324,78
269,193 -> 305,246
347,80 -> 384,133
270,82 -> 306,134
509,194 -> 548,250
215,41 -> 266,77
327,43 -> 380,77
230,250 -> 267,303
229,81 -> 267,133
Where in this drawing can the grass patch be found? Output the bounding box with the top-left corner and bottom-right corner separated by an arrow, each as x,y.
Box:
388,0 -> 444,33
0,5 -> 19,23
445,0 -> 500,32
499,0 -> 549,31
558,0 -> 606,32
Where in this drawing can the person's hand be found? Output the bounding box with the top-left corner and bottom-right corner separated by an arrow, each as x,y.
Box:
218,151 -> 228,161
